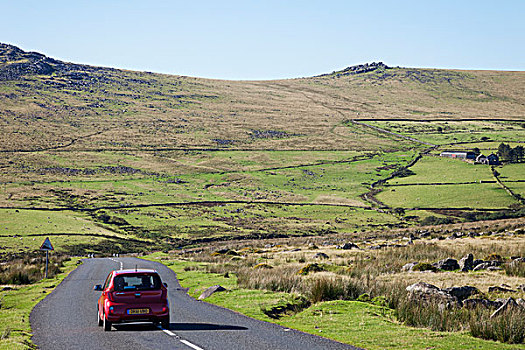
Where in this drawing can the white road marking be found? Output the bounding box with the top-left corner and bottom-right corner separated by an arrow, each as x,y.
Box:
108,258 -> 123,270
162,328 -> 177,337
180,339 -> 205,350
157,325 -> 205,350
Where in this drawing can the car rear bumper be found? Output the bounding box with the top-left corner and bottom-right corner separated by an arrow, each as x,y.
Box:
105,303 -> 169,323
108,314 -> 169,324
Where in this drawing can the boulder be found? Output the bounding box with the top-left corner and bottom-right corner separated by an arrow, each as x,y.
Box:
406,282 -> 458,305
458,254 -> 474,272
442,286 -> 479,301
402,262 -> 418,272
517,298 -> 525,308
433,258 -> 459,271
490,297 -> 520,318
488,286 -> 516,293
313,252 -> 329,259
473,262 -> 491,271
340,242 -> 360,250
473,259 -> 484,267
487,266 -> 502,271
463,298 -> 503,310
198,285 -> 227,300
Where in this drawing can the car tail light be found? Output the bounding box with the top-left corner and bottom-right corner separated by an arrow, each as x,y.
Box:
109,306 -> 115,314
107,291 -> 115,302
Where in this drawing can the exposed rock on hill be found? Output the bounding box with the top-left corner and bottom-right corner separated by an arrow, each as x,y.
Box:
318,62 -> 391,78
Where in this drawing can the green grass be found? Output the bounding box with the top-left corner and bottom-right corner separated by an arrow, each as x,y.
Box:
0,258 -> 79,350
0,209 -> 122,253
147,256 -> 522,350
378,183 -> 516,209
388,156 -> 494,185
366,120 -> 525,146
277,300 -> 521,350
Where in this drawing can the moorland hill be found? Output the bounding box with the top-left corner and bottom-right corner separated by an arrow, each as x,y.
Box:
1,43 -> 524,153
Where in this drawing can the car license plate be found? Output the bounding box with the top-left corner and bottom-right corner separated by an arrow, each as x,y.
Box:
128,308 -> 149,315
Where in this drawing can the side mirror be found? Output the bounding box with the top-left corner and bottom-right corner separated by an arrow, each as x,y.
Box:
94,284 -> 103,291
163,283 -> 168,288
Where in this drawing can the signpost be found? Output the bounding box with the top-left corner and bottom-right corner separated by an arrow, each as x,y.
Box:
40,237 -> 54,279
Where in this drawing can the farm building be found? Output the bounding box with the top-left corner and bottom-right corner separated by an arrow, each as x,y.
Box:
476,153 -> 500,165
439,151 -> 476,159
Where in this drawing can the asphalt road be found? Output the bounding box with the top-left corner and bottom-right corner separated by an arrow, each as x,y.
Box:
31,257 -> 361,350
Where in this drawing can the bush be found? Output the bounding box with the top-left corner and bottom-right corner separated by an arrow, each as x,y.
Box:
412,262 -> 437,272
357,293 -> 371,302
485,253 -> 503,262
298,263 -> 324,275
307,276 -> 367,303
470,308 -> 525,344
0,256 -> 67,285
504,261 -> 525,277
420,216 -> 454,226
396,298 -> 469,332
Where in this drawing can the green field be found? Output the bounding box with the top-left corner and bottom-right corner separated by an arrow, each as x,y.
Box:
366,120 -> 525,146
378,183 -> 516,209
388,156 -> 494,185
0,43 -> 523,254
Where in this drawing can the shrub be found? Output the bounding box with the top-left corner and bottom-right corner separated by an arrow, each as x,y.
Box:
395,298 -> 469,332
420,216 -> 454,226
485,253 -> 503,262
307,275 -> 367,303
357,293 -> 371,302
470,308 -> 525,344
412,262 -> 437,272
0,256 -> 67,284
504,261 -> 525,277
298,263 -> 324,275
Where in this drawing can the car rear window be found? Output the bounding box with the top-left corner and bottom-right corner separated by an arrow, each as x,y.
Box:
113,274 -> 162,291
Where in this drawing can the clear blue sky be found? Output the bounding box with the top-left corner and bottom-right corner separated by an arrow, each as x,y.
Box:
1,0 -> 523,80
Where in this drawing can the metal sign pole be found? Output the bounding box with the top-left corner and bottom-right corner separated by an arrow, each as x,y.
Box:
40,237 -> 54,280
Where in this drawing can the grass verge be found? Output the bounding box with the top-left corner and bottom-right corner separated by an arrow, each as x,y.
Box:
0,258 -> 80,350
146,253 -> 522,350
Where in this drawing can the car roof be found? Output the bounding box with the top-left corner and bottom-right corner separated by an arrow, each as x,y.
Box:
113,269 -> 158,275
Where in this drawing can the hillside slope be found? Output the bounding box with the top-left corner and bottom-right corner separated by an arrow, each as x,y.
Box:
1,43 -> 524,153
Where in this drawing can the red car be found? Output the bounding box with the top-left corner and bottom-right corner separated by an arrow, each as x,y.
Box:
94,269 -> 170,331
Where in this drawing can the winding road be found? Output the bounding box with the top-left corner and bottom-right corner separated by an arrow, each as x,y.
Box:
30,257 -> 360,350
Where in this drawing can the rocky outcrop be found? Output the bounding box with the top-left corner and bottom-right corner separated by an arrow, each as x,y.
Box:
442,286 -> 479,301
463,298 -> 503,310
317,62 -> 391,78
432,258 -> 459,271
198,285 -> 227,300
490,297 -> 520,318
488,286 -> 516,293
402,262 -> 418,271
406,282 -> 459,306
458,254 -> 474,272
313,252 -> 329,259
339,242 -> 360,250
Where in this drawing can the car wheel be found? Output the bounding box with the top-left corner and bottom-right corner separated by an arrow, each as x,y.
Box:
103,312 -> 112,331
97,307 -> 103,327
161,316 -> 170,329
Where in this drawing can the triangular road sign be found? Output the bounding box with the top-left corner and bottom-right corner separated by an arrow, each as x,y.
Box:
40,237 -> 54,251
